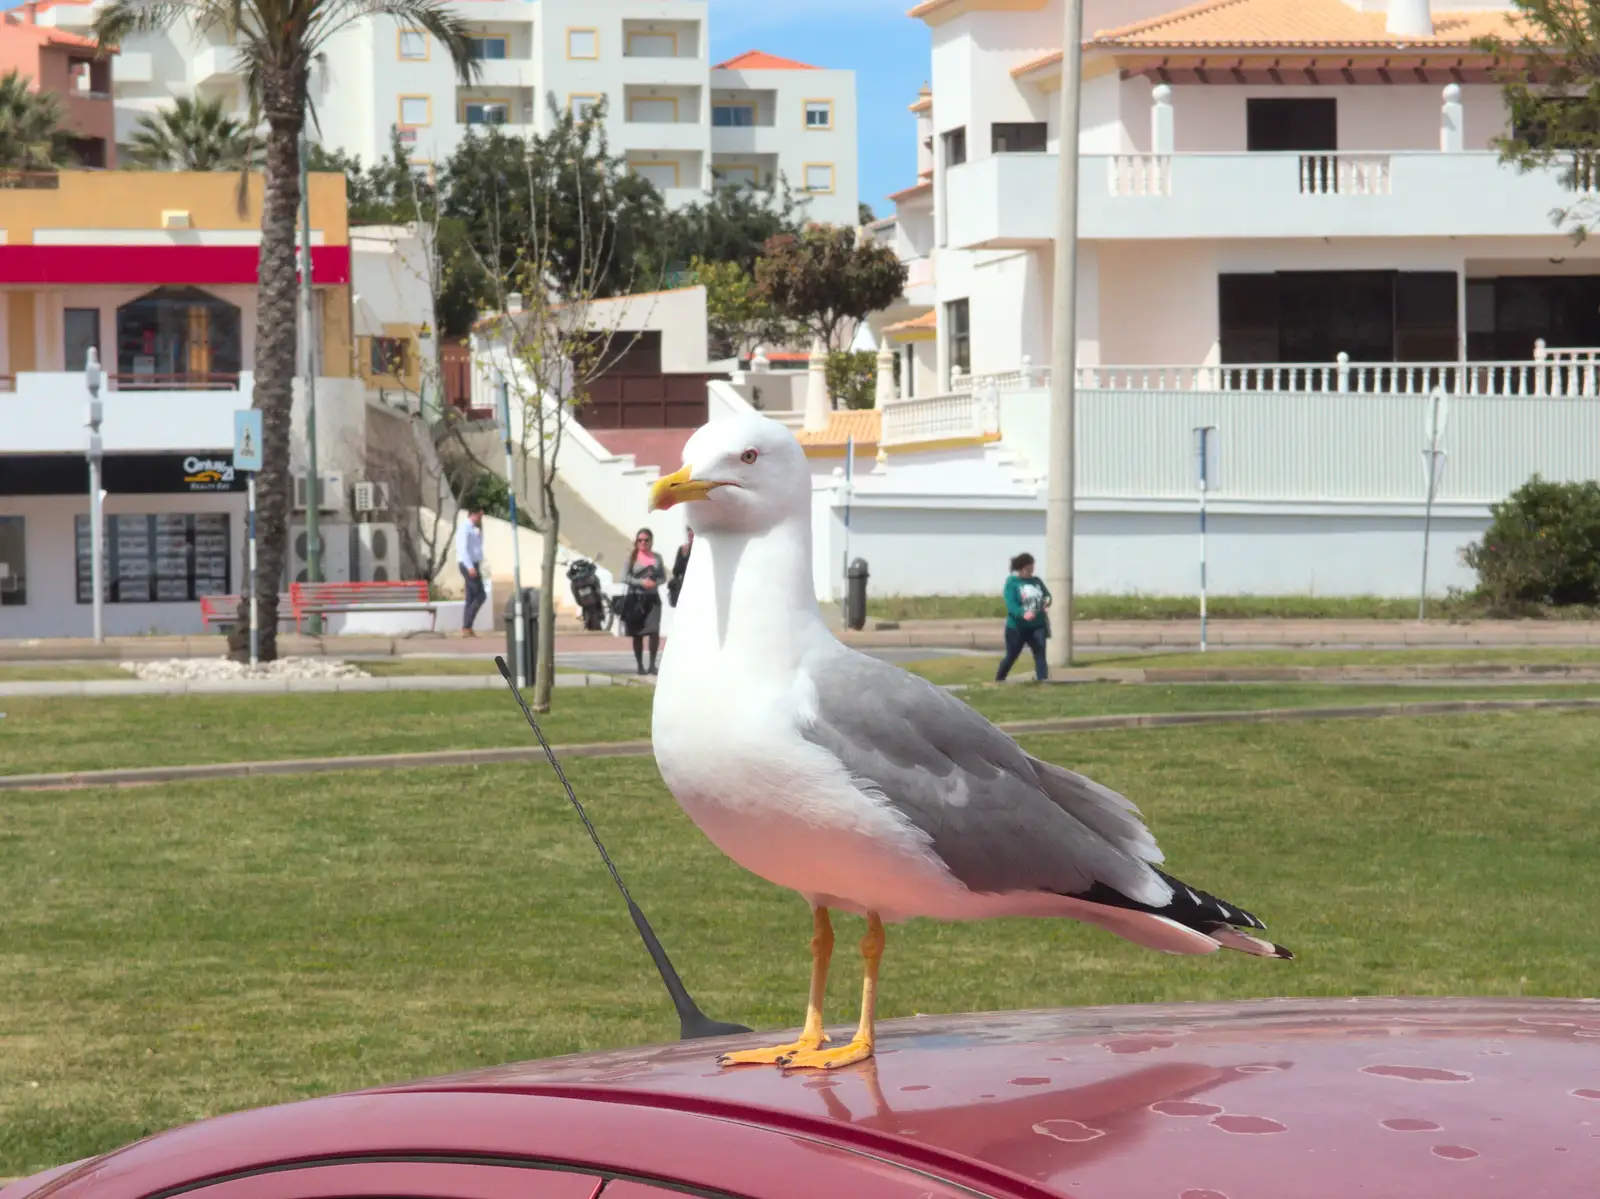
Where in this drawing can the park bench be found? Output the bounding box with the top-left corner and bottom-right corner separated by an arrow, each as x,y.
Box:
288,579 -> 437,634
199,592 -> 292,632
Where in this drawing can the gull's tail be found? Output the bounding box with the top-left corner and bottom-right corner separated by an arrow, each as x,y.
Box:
1068,868 -> 1295,961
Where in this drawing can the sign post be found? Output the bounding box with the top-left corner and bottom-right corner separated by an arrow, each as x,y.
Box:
1418,389 -> 1449,622
1194,425 -> 1218,653
234,409 -> 265,667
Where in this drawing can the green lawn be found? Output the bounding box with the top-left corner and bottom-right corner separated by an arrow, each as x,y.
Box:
0,664 -> 130,683
357,659 -> 593,678
867,593 -> 1600,622
3,710 -> 1597,1174
6,680 -> 1600,777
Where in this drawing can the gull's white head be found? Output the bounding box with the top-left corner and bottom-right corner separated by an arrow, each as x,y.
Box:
647,412 -> 809,535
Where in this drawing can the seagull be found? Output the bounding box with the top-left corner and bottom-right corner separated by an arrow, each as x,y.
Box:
648,412 -> 1291,1072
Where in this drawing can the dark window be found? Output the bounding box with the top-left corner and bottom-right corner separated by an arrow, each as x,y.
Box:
1218,274 -> 1279,364
941,126 -> 967,167
464,101 -> 509,125
369,336 -> 410,376
1395,272 -> 1459,361
945,298 -> 970,376
1247,98 -> 1337,152
467,36 -> 507,59
76,513 -> 231,604
115,286 -> 242,387
713,103 -> 754,127
1220,271 -> 1463,365
64,307 -> 99,372
1486,276 -> 1600,360
0,515 -> 25,606
992,121 -> 1047,153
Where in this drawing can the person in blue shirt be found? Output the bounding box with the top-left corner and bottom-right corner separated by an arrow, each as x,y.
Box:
996,552 -> 1051,682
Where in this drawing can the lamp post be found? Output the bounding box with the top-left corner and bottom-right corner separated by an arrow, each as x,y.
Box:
299,127 -> 323,634
1045,0 -> 1084,669
417,320 -> 435,420
496,366 -> 528,689
84,346 -> 104,644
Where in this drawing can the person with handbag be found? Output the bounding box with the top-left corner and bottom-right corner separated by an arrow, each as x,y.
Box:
622,527 -> 666,675
995,552 -> 1052,682
667,528 -> 693,609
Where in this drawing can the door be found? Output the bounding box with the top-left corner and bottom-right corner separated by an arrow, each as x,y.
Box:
1246,98 -> 1337,151
63,307 -> 99,372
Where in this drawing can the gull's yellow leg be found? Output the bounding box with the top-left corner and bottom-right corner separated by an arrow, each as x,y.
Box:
780,912 -> 883,1070
718,906 -> 834,1066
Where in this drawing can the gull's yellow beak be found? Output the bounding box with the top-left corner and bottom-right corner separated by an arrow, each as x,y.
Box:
649,464 -> 724,511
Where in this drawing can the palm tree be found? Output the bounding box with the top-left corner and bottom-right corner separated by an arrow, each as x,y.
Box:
0,69 -> 69,176
93,1 -> 476,661
129,94 -> 259,170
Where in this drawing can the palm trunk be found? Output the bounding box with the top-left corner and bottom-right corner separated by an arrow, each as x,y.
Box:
245,72 -> 307,662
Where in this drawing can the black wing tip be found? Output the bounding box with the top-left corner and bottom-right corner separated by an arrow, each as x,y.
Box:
1274,944 -> 1296,961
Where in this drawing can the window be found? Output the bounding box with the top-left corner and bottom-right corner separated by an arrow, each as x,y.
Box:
715,163 -> 759,188
713,102 -> 755,127
626,31 -> 676,57
567,27 -> 598,59
76,513 -> 231,604
941,126 -> 967,167
115,286 -> 242,385
399,95 -> 431,127
803,163 -> 834,193
630,160 -> 680,190
397,28 -> 427,60
0,516 -> 25,607
467,35 -> 508,60
1247,98 -> 1336,152
992,121 -> 1047,153
369,336 -> 411,376
628,95 -> 677,123
945,298 -> 970,377
804,99 -> 833,130
64,307 -> 100,372
569,93 -> 602,119
463,99 -> 511,126
409,160 -> 434,184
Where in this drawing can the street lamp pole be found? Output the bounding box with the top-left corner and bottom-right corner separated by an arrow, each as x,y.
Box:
85,347 -> 104,644
496,368 -> 528,690
299,128 -> 323,634
1045,0 -> 1084,670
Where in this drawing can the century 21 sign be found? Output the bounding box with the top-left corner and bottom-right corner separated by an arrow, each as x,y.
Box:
182,457 -> 237,492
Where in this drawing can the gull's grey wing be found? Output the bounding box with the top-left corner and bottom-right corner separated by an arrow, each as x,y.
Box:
796,647 -> 1170,908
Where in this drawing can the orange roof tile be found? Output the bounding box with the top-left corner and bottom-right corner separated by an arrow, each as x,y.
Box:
1092,0 -> 1531,50
713,50 -> 819,71
887,179 -> 933,203
884,310 -> 936,335
797,409 -> 881,450
0,15 -> 102,50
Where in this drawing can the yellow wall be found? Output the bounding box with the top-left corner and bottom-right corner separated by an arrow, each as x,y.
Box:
357,322 -> 423,392
6,291 -> 34,373
0,171 -> 350,245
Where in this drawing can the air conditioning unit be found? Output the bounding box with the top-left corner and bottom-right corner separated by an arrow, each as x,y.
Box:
350,522 -> 401,583
285,522 -> 352,586
351,480 -> 391,514
293,471 -> 346,513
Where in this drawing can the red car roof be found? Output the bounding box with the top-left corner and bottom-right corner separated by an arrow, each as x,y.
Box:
11,997 -> 1600,1199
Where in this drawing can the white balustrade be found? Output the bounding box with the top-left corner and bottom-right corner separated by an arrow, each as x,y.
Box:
1108,154 -> 1172,197
880,388 -> 999,447
1297,153 -> 1393,195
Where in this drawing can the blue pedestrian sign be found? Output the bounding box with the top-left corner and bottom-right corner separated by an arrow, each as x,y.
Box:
233,409 -> 264,473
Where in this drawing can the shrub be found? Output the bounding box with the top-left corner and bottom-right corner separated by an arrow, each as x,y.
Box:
1462,476 -> 1600,610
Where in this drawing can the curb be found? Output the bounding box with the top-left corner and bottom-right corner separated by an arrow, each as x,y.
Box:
3,698 -> 1596,793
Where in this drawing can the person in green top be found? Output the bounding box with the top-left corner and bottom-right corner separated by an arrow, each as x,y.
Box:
996,552 -> 1052,682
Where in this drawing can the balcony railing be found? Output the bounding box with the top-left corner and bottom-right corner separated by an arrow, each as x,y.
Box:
0,371 -> 239,393
880,390 -> 999,447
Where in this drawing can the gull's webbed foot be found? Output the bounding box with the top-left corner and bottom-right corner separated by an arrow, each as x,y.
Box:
779,1038 -> 874,1071
718,1032 -> 830,1067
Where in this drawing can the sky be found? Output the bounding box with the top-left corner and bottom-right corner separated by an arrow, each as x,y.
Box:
706,0 -> 930,219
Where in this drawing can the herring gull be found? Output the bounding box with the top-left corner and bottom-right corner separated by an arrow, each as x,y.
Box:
649,412 -> 1291,1071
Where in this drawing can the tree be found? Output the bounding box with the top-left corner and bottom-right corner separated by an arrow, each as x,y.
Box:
128,95 -> 258,170
0,69 -> 69,175
440,102 -> 669,300
691,255 -> 794,361
667,177 -> 808,275
461,116 -> 658,712
94,0 -> 478,661
1479,3 -> 1600,240
754,224 -> 908,354
858,201 -> 877,226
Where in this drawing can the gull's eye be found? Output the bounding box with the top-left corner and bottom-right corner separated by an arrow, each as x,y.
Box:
740,448 -> 759,465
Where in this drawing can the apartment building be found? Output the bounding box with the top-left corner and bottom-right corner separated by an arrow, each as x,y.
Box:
25,0 -> 859,226
0,1 -> 115,167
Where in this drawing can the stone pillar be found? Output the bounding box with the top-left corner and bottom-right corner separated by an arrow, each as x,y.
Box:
1151,83 -> 1175,155
803,337 -> 831,431
874,342 -> 898,408
1440,83 -> 1464,153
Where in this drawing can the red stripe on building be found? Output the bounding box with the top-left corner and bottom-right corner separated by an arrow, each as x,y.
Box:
0,245 -> 352,286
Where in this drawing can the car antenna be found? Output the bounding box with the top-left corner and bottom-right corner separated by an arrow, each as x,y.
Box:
495,656 -> 751,1041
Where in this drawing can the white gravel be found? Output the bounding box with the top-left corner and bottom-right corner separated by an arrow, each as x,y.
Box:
119,657 -> 372,682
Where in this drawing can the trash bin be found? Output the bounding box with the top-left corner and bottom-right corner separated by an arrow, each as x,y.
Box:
845,558 -> 869,631
503,587 -> 539,685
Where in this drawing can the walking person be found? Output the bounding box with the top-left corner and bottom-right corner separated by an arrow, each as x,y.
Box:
622,527 -> 666,675
996,552 -> 1052,682
455,506 -> 486,638
667,527 -> 694,609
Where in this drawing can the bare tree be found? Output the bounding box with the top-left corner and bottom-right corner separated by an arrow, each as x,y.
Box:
462,108 -> 658,712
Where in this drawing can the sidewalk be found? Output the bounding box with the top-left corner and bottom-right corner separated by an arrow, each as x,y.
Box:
2,618 -> 1597,663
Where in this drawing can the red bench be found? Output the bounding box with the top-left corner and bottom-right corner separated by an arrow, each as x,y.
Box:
199,592 -> 292,631
289,580 -> 437,633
